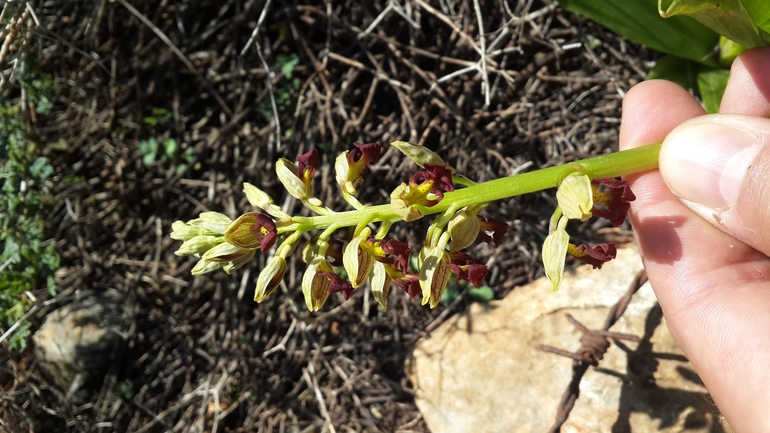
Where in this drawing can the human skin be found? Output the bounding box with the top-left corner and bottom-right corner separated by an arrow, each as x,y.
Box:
619,47 -> 770,433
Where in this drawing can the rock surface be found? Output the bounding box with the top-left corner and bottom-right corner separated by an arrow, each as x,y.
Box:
406,247 -> 730,433
33,289 -> 127,402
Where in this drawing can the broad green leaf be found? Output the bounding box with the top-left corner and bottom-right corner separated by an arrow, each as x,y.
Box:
559,0 -> 720,66
736,0 -> 770,34
697,69 -> 731,113
719,36 -> 748,65
163,138 -> 177,159
660,0 -> 770,48
468,286 -> 495,302
647,55 -> 702,93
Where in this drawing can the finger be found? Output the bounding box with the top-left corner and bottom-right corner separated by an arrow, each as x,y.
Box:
660,115 -> 770,256
622,80 -> 770,431
720,46 -> 770,117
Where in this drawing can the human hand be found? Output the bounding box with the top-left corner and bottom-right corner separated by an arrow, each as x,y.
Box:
620,47 -> 770,433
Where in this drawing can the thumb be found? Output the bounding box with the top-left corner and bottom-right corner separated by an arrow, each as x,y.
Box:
660,114 -> 770,255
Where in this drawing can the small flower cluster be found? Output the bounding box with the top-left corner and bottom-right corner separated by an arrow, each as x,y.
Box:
542,173 -> 635,291
172,142 -> 508,311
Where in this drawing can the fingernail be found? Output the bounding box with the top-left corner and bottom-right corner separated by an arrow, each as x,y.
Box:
660,122 -> 759,210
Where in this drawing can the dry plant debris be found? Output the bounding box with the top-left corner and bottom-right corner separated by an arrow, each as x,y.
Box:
0,0 -> 654,431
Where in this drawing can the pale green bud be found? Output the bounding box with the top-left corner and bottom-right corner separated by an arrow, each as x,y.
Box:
175,235 -> 225,256
343,234 -> 374,288
276,158 -> 311,200
391,141 -> 452,171
302,258 -> 332,311
243,183 -> 290,219
557,174 -> 593,221
194,212 -> 233,234
370,261 -> 392,311
201,241 -> 251,262
447,208 -> 481,252
419,247 -> 450,309
223,249 -> 256,274
542,222 -> 570,292
191,259 -> 226,275
170,221 -> 212,241
254,255 -> 287,302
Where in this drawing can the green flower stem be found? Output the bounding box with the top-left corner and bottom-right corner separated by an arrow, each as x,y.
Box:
279,143 -> 661,234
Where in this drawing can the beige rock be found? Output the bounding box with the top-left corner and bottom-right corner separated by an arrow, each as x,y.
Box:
34,289 -> 127,402
406,247 -> 729,433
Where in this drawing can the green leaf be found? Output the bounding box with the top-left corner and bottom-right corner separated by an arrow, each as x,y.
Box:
276,53 -> 300,80
8,321 -> 31,351
647,55 -> 703,93
29,157 -> 53,181
559,0 -> 720,65
697,69 -> 731,113
467,285 -> 495,302
163,138 -> 177,159
719,36 -> 749,65
660,0 -> 770,48
139,139 -> 158,165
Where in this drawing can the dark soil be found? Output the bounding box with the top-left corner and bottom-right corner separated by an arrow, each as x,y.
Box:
1,0 -> 652,431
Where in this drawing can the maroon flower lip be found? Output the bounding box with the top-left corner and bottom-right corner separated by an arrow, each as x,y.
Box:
590,177 -> 635,227
296,149 -> 319,184
224,212 -> 278,252
569,242 -> 617,269
479,216 -> 508,246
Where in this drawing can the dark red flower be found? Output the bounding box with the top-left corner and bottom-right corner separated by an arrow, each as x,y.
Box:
445,251 -> 488,287
569,242 -> 617,269
407,164 -> 455,206
372,238 -> 411,273
393,273 -> 421,298
479,216 -> 508,246
348,142 -> 381,173
224,212 -> 278,252
321,271 -> 355,300
296,149 -> 319,184
446,263 -> 488,286
591,178 -> 635,226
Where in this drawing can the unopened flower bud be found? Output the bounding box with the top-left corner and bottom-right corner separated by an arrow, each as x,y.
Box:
343,234 -> 375,288
224,212 -> 277,252
302,258 -> 332,311
254,255 -> 287,302
370,261 -> 392,310
171,221 -> 212,241
192,259 -> 226,275
447,208 -> 481,252
419,247 -> 451,309
391,141 -> 451,171
557,173 -> 593,221
243,183 -> 290,219
176,235 -> 225,256
542,222 -> 570,292
223,249 -> 256,274
195,212 -> 233,234
201,241 -> 251,263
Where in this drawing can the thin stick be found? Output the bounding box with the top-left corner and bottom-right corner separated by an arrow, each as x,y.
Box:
116,0 -> 232,117
237,0 -> 274,61
472,0 -> 491,107
0,305 -> 37,345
